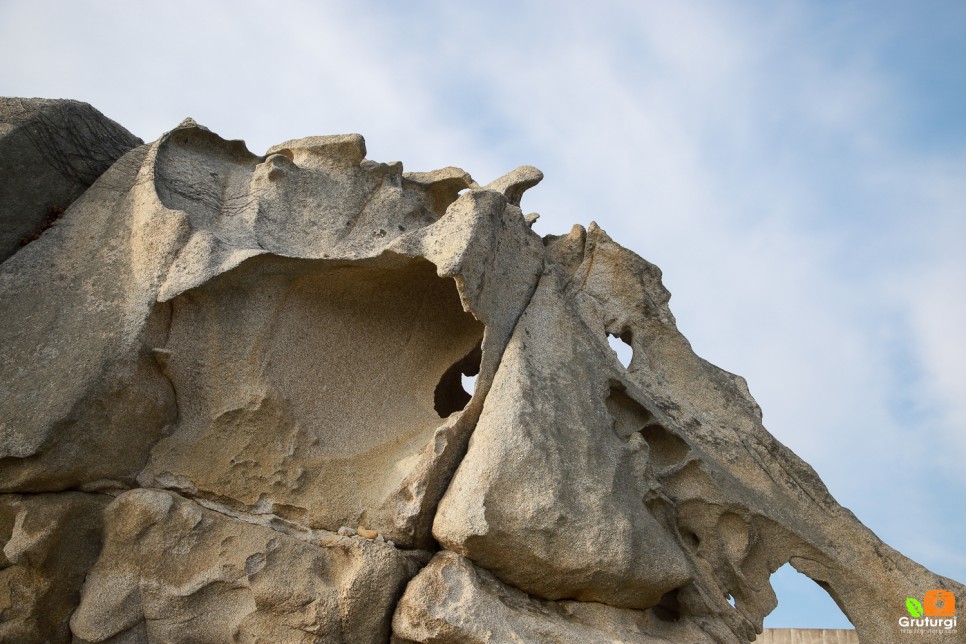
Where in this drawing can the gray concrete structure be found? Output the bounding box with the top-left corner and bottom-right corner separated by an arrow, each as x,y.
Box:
758,629 -> 859,643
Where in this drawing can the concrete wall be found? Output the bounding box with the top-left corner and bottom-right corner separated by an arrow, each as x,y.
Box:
757,629 -> 859,643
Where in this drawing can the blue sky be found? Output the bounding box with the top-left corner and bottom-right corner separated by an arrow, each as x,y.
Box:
2,0 -> 964,630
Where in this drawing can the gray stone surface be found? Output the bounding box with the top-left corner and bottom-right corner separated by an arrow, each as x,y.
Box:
756,629 -> 859,643
0,99 -> 961,642
0,97 -> 141,262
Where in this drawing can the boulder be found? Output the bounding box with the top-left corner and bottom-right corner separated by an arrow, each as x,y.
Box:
431,223 -> 965,642
393,551 -> 714,643
0,97 -> 141,261
71,488 -> 429,643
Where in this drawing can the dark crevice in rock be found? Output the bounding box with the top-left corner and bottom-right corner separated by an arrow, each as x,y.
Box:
382,267 -> 549,632
652,587 -> 684,622
433,340 -> 482,418
17,204 -> 66,248
393,262 -> 547,530
0,487 -> 122,499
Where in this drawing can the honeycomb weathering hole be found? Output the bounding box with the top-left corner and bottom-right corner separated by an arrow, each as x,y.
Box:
652,587 -> 683,623
143,255 -> 486,527
605,383 -> 691,470
639,424 -> 690,470
605,383 -> 654,441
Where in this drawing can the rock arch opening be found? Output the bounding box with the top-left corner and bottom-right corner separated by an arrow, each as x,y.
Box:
764,562 -> 854,630
607,331 -> 634,368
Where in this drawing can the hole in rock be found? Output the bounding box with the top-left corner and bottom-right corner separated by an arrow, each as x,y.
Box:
652,587 -> 683,622
607,331 -> 634,368
639,423 -> 690,470
763,563 -> 853,629
143,255 -> 488,546
159,256 -> 485,466
726,593 -> 736,607
682,530 -> 701,550
434,341 -> 483,418
605,382 -> 654,441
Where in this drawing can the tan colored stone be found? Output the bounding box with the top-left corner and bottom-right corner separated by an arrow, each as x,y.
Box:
433,260 -> 692,610
0,492 -> 110,643
139,255 -> 485,545
1,116 -> 543,550
135,123 -> 544,549
431,222 -> 965,642
484,165 -> 544,206
393,551 -> 716,643
71,488 -> 428,643
0,143 -> 182,491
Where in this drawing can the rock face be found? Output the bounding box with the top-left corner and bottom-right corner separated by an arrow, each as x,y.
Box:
0,98 -> 142,262
0,99 -> 961,643
70,489 -> 427,643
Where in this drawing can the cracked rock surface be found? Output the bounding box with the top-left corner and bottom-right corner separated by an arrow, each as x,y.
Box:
0,98 -> 141,262
0,99 -> 962,643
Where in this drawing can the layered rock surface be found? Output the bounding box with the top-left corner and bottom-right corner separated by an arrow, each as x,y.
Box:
0,99 -> 961,643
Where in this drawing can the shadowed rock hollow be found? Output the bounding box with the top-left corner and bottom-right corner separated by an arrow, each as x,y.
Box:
0,98 -> 961,643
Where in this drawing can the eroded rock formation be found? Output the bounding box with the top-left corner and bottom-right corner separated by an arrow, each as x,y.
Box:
0,99 -> 961,643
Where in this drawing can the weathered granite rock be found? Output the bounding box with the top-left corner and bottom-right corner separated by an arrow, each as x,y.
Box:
0,492 -> 110,642
0,119 -> 543,550
433,223 -> 965,642
0,141 -> 181,492
0,98 -> 141,261
0,99 -> 961,643
131,125 -> 544,550
70,488 -> 428,643
393,551 -> 714,643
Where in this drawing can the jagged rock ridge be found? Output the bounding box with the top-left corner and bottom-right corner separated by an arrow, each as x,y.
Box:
0,98 -> 961,643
